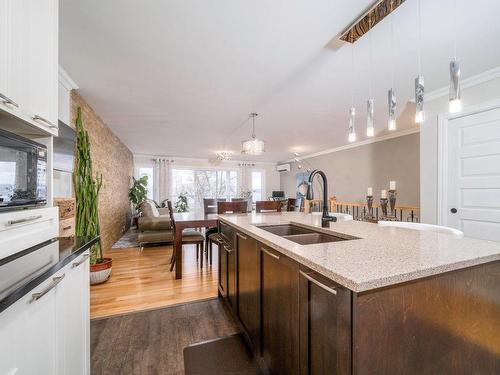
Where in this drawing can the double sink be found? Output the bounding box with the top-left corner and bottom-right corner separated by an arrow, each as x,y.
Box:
256,223 -> 357,245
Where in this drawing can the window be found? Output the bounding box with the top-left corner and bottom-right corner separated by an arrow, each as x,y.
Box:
138,167 -> 154,200
171,168 -> 239,211
251,171 -> 263,202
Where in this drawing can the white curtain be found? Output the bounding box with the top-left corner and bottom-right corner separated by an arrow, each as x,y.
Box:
153,158 -> 172,203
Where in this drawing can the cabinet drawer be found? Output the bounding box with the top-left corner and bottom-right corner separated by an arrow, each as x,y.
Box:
0,207 -> 59,260
54,198 -> 76,220
219,220 -> 235,247
59,218 -> 75,238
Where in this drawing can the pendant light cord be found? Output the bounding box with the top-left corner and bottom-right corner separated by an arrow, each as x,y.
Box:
351,42 -> 355,107
453,0 -> 457,58
417,0 -> 422,74
390,0 -> 395,87
369,14 -> 373,97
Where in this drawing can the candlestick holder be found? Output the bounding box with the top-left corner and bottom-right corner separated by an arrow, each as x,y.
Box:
388,189 -> 397,218
380,198 -> 388,218
365,195 -> 374,220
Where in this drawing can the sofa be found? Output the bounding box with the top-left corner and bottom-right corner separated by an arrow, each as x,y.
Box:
137,200 -> 174,248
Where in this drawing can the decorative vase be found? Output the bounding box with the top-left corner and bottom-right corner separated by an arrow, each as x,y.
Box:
90,258 -> 112,285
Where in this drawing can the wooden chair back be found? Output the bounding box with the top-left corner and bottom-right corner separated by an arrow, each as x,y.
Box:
286,198 -> 296,212
217,201 -> 247,214
256,200 -> 282,213
230,198 -> 245,201
203,198 -> 226,214
166,200 -> 176,228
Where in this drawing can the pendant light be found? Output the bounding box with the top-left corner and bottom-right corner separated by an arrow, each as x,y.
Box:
216,151 -> 232,161
366,14 -> 375,137
414,0 -> 425,124
449,0 -> 461,113
348,41 -> 357,142
241,113 -> 265,155
388,0 -> 397,131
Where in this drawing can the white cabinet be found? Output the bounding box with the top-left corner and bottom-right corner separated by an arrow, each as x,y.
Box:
0,0 -> 59,136
0,250 -> 91,375
0,270 -> 58,375
56,251 -> 90,375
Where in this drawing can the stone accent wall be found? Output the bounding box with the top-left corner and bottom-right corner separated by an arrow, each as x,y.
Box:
70,91 -> 133,252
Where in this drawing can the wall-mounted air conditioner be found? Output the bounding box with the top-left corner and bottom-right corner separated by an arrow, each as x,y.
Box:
276,163 -> 291,172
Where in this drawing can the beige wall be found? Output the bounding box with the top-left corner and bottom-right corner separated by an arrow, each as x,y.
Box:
71,91 -> 133,251
280,133 -> 420,206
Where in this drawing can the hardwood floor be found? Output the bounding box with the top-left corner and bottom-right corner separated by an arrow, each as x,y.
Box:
91,244 -> 218,319
91,299 -> 240,375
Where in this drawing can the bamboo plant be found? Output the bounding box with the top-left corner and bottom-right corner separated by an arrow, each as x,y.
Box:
73,107 -> 103,264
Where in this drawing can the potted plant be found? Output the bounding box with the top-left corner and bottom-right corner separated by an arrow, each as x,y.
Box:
239,189 -> 253,212
129,175 -> 148,227
174,191 -> 189,212
73,107 -> 112,285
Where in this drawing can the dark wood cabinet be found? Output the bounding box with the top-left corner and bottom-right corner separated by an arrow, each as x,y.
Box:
236,232 -> 260,352
261,245 -> 300,375
299,268 -> 351,375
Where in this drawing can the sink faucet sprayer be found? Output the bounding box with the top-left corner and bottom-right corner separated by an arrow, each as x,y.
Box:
306,169 -> 337,228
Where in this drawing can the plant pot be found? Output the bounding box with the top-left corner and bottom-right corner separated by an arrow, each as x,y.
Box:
90,258 -> 112,285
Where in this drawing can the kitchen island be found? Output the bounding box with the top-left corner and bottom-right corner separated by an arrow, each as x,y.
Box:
216,212 -> 500,375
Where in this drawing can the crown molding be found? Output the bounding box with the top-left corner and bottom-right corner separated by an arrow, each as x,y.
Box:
410,66 -> 500,103
282,127 -> 420,163
58,66 -> 79,90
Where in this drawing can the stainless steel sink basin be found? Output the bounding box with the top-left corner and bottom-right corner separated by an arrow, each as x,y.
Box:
256,224 -> 356,245
257,224 -> 313,236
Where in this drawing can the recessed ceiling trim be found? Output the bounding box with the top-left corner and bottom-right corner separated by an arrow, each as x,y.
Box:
340,0 -> 406,43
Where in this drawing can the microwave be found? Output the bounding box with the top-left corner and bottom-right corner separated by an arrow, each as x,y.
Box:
0,128 -> 47,210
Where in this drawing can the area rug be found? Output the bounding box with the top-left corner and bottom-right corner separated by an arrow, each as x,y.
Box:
111,227 -> 140,249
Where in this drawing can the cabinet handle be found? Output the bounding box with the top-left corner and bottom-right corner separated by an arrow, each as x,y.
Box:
299,271 -> 337,295
72,254 -> 90,268
31,274 -> 65,302
0,92 -> 19,107
223,245 -> 233,253
220,221 -> 227,227
236,233 -> 247,240
262,248 -> 280,260
33,115 -> 57,129
7,215 -> 43,226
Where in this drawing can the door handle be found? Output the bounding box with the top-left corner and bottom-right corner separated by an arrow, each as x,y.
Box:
31,274 -> 65,302
299,271 -> 337,295
450,208 -> 458,214
0,92 -> 19,107
33,115 -> 57,129
72,254 -> 90,268
7,215 -> 43,225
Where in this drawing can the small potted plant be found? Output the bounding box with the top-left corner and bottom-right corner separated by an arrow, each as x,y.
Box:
73,107 -> 112,285
239,189 -> 253,212
175,191 -> 189,212
129,175 -> 148,227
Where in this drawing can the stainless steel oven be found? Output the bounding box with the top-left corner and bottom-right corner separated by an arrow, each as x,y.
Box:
0,128 -> 47,210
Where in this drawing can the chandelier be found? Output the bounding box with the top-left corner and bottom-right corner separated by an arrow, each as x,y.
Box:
216,151 -> 232,161
241,113 -> 265,155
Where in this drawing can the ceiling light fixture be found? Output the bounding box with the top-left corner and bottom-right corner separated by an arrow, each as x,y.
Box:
241,113 -> 265,155
388,0 -> 397,131
216,151 -> 232,161
414,0 -> 425,124
448,0 -> 461,113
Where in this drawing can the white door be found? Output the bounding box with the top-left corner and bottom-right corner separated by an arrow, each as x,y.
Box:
55,251 -> 90,375
446,105 -> 500,241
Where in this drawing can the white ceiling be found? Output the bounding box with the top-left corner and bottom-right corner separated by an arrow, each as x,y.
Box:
60,0 -> 500,162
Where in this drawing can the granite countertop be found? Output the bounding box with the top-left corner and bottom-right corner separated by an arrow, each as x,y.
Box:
0,235 -> 99,313
218,212 -> 500,292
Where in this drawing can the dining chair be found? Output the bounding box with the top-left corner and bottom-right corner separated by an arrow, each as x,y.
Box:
377,221 -> 464,236
286,198 -> 297,212
218,201 -> 248,214
204,198 -> 226,265
230,198 -> 245,201
166,200 -> 206,271
256,200 -> 282,213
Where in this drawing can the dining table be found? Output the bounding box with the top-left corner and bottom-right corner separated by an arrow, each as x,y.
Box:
172,212 -> 219,279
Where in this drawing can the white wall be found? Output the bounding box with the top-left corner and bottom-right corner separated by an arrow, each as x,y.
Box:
133,154 -> 280,201
420,72 -> 500,224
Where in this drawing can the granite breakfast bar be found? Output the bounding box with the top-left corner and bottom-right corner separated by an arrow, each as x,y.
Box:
215,212 -> 500,375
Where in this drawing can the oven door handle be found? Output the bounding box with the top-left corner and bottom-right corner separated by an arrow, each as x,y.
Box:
7,215 -> 43,226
